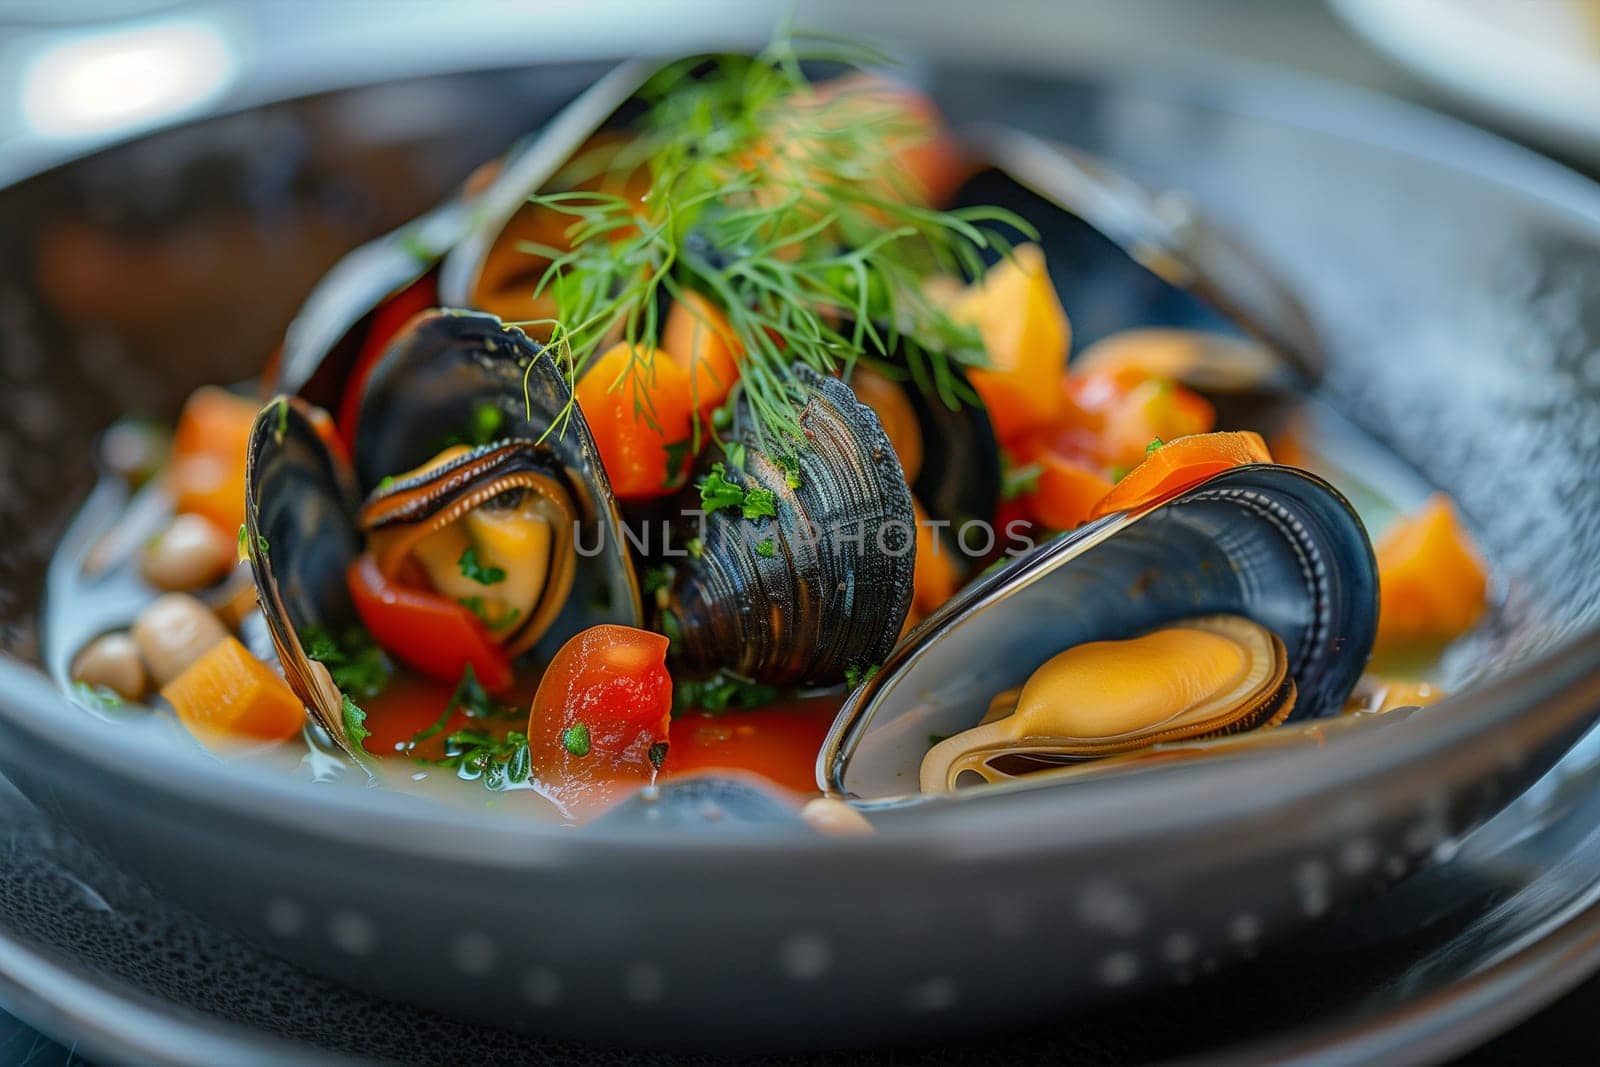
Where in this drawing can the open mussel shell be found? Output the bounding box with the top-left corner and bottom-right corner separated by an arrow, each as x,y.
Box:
661,364 -> 915,687
819,464 -> 1377,806
959,123 -> 1321,390
243,397 -> 364,756
352,308 -> 642,651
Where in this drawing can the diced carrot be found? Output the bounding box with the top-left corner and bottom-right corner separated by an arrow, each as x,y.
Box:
951,245 -> 1069,443
1025,452 -> 1115,530
575,343 -> 695,500
1374,494 -> 1488,649
173,386 -> 257,463
1089,431 -> 1273,520
336,274 -> 437,452
661,291 -> 742,415
161,636 -> 305,751
171,387 -> 257,533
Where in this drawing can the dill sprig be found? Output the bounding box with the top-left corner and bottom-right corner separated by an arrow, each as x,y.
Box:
518,30 -> 1033,446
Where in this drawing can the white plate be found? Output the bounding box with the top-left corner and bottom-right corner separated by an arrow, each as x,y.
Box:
1331,0 -> 1600,163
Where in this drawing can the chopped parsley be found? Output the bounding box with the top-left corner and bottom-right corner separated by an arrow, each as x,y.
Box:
722,440 -> 748,470
457,596 -> 519,631
844,663 -> 881,690
457,546 -> 506,585
302,624 -> 391,699
774,453 -> 802,489
741,486 -> 777,521
685,537 -> 705,560
407,664 -> 524,765
1146,437 -> 1165,454
435,728 -> 532,788
561,722 -> 592,757
674,669 -> 782,714
341,694 -> 371,750
698,462 -> 745,513
756,538 -> 777,558
648,740 -> 669,771
71,682 -> 126,712
641,564 -> 676,596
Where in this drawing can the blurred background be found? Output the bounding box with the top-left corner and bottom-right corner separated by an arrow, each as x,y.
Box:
2,0 -> 1600,1063
3,0 -> 1600,185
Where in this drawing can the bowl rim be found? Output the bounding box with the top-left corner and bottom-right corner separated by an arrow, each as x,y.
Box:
5,49 -> 1600,865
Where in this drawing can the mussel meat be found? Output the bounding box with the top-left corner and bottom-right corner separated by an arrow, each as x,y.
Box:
920,614 -> 1295,791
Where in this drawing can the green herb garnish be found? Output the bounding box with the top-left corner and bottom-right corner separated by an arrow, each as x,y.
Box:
273,399 -> 288,444
774,453 -> 802,489
458,546 -> 507,585
302,625 -> 391,699
458,596 -> 519,631
71,682 -> 126,712
341,694 -> 371,749
648,740 -> 669,771
723,440 -> 748,470
741,486 -> 777,521
674,669 -> 782,714
562,722 -> 592,757
641,564 -> 676,596
685,537 -> 705,560
1146,437 -> 1165,454
699,462 -> 745,513
434,728 -> 532,789
518,31 -> 1031,445
756,538 -> 777,558
844,662 -> 881,690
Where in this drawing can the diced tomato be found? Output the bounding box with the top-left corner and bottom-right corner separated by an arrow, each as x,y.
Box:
527,625 -> 673,817
1023,452 -> 1115,530
346,553 -> 513,692
336,274 -> 437,452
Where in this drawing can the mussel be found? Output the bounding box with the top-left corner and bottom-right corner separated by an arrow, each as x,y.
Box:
244,309 -> 640,755
656,364 -> 916,688
819,464 -> 1378,804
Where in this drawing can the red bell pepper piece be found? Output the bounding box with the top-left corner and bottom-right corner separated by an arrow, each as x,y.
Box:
345,552 -> 513,692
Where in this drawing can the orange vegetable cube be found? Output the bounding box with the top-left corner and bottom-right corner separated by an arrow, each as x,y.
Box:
160,636 -> 305,751
171,386 -> 258,533
575,343 -> 695,500
1025,453 -> 1115,531
951,245 -> 1069,443
661,291 -> 742,415
1375,494 -> 1488,649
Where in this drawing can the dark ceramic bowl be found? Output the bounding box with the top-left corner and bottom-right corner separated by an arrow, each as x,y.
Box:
1,53 -> 1599,1053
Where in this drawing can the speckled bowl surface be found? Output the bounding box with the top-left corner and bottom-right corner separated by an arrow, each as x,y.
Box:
1,55 -> 1599,1052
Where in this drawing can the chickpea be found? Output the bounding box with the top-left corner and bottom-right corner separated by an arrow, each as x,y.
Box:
140,514 -> 235,591
70,631 -> 149,702
133,593 -> 227,685
800,797 -> 874,837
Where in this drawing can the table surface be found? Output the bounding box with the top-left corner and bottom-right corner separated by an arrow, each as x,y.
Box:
0,1 -> 1596,1063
